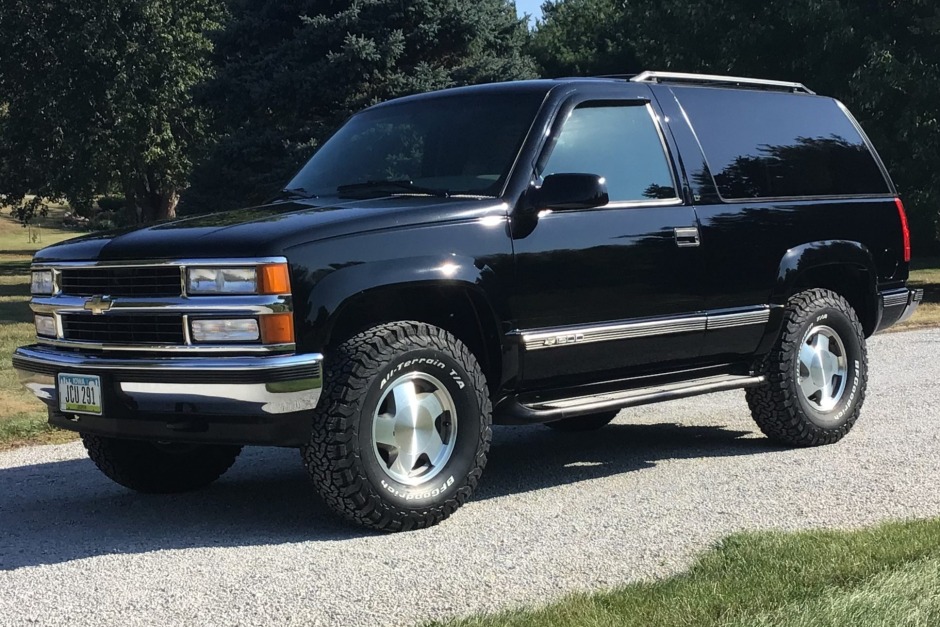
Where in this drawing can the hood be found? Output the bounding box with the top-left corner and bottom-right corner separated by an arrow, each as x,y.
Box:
33,196 -> 506,263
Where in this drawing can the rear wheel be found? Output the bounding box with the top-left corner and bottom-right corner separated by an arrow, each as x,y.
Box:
302,321 -> 492,532
545,410 -> 619,432
81,434 -> 242,493
746,288 -> 867,446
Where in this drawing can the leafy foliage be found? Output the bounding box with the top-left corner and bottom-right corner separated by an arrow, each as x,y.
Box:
185,0 -> 537,212
532,0 -> 940,249
0,0 -> 223,224
530,0 -> 631,77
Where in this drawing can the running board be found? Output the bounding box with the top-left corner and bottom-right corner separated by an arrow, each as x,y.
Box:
496,374 -> 764,424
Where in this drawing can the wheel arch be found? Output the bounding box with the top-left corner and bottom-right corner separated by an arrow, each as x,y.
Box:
771,240 -> 880,336
298,257 -> 507,393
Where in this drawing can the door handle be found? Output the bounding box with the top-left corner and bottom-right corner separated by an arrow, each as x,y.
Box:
674,226 -> 700,247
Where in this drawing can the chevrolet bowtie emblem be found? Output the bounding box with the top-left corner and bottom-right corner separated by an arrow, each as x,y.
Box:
83,295 -> 113,315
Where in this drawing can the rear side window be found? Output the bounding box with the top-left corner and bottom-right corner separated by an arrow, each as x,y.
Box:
541,103 -> 678,203
674,87 -> 890,200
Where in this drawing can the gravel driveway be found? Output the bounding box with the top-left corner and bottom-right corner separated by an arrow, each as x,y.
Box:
1,329 -> 939,626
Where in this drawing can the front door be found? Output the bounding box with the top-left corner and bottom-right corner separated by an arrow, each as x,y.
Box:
510,93 -> 705,390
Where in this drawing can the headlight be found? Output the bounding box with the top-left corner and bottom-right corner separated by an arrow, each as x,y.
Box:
34,315 -> 56,337
186,263 -> 289,295
187,267 -> 257,295
190,318 -> 260,343
30,270 -> 54,295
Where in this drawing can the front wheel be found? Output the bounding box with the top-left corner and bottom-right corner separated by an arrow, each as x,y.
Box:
81,434 -> 242,493
746,288 -> 867,447
302,321 -> 492,532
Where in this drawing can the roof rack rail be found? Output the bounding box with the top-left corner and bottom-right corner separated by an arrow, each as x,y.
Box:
631,71 -> 815,95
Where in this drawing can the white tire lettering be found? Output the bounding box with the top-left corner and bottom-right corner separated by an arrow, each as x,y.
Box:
379,475 -> 456,500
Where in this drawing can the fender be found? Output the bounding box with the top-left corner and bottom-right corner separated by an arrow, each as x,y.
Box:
757,240 -> 879,354
771,240 -> 877,305
295,253 -> 505,352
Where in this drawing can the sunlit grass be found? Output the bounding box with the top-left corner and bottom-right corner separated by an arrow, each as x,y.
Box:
894,259 -> 940,331
438,519 -> 940,627
0,255 -> 77,450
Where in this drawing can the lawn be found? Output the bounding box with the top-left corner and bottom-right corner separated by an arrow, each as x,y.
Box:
0,210 -> 82,450
896,257 -> 940,331
0,201 -> 81,253
436,518 -> 940,627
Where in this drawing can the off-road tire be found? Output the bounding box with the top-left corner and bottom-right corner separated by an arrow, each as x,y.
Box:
545,410 -> 619,432
302,321 -> 492,532
746,288 -> 867,447
81,434 -> 242,493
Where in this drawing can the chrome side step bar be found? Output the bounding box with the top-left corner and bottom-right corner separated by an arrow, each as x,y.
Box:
496,374 -> 764,424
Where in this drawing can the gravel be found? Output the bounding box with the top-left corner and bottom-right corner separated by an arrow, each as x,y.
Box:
1,329 -> 939,626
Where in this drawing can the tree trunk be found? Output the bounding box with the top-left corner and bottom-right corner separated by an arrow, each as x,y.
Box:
156,190 -> 179,221
127,185 -> 180,224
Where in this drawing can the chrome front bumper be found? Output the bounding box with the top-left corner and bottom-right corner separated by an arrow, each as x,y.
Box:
12,346 -> 324,446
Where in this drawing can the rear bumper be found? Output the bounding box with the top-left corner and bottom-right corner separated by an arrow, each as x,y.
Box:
877,288 -> 924,332
12,346 -> 323,446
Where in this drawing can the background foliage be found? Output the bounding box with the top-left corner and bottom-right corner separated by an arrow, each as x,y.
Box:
0,0 -> 223,223
0,0 -> 937,249
185,0 -> 536,212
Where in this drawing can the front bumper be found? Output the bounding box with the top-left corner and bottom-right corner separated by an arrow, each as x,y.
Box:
12,346 -> 324,446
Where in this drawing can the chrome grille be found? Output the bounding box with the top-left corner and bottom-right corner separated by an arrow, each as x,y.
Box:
61,314 -> 185,345
59,267 -> 182,297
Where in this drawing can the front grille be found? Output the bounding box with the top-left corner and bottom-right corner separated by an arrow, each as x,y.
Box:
59,267 -> 182,297
62,314 -> 185,345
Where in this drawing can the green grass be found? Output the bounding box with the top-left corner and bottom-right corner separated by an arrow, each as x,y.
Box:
896,257 -> 940,331
437,519 -> 940,627
0,205 -> 82,253
0,207 -> 86,449
0,255 -> 77,450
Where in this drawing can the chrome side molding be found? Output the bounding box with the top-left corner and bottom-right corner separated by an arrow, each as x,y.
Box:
518,306 -> 771,351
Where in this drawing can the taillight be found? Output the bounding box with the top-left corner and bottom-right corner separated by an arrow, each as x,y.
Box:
895,198 -> 911,262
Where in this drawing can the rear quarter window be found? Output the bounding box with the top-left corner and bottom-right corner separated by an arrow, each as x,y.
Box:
673,87 -> 891,200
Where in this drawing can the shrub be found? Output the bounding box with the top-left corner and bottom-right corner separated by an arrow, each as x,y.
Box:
96,195 -> 125,213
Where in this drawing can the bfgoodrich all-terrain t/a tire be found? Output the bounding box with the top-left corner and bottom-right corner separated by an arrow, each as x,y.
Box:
746,288 -> 868,447
81,434 -> 242,493
302,321 -> 492,532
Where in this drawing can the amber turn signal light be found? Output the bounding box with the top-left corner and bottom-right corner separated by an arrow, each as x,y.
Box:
258,263 -> 290,294
260,312 -> 295,344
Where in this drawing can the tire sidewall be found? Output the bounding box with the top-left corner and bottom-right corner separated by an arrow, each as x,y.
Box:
356,347 -> 483,509
790,304 -> 864,428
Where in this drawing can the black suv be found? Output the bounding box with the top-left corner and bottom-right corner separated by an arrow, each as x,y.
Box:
14,71 -> 922,531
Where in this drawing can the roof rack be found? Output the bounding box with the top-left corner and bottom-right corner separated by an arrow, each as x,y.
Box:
630,71 -> 815,95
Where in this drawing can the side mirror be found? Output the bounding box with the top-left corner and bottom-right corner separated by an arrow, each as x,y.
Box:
529,173 -> 609,211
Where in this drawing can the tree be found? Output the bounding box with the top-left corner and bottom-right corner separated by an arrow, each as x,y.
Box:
529,0 -> 631,77
186,0 -> 537,212
0,0 -> 223,224
533,0 -> 940,249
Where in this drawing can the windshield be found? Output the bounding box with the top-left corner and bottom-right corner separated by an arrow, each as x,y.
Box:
286,91 -> 545,198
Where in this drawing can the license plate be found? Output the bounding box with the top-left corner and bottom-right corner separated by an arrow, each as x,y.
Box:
58,373 -> 103,415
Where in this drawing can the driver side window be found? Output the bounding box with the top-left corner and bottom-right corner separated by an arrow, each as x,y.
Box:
542,103 -> 678,203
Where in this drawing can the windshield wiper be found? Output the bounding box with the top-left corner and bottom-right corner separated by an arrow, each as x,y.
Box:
336,180 -> 450,199
270,187 -> 317,202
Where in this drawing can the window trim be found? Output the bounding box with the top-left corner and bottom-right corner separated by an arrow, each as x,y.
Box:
536,99 -> 682,207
